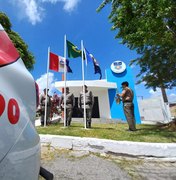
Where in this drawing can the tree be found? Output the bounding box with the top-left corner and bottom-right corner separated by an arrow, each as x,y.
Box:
0,12 -> 35,70
97,0 -> 176,93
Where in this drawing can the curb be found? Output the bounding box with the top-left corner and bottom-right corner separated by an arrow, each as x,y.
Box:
40,134 -> 176,158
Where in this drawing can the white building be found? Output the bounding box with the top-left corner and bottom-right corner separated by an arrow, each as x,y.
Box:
55,79 -> 117,119
55,61 -> 141,124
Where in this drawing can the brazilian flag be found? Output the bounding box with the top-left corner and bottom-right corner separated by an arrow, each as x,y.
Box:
67,40 -> 82,58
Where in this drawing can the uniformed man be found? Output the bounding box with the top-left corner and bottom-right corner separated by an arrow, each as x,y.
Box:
117,81 -> 136,131
79,85 -> 94,128
39,88 -> 51,126
59,87 -> 75,126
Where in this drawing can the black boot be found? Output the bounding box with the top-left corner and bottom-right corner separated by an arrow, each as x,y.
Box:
86,121 -> 91,128
66,120 -> 68,126
88,122 -> 91,128
68,121 -> 71,126
41,121 -> 44,127
86,121 -> 89,128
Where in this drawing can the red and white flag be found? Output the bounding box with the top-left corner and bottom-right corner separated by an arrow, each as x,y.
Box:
49,52 -> 72,73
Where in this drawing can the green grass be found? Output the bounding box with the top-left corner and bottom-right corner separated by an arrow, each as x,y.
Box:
36,122 -> 176,143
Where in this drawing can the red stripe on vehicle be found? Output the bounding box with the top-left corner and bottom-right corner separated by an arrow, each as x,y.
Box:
0,31 -> 19,66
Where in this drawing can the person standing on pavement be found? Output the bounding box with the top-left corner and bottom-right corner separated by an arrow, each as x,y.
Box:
59,87 -> 75,127
79,85 -> 94,128
116,81 -> 136,131
39,88 -> 51,126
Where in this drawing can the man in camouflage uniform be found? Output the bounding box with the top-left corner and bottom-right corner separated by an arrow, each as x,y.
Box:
117,81 -> 136,131
79,85 -> 94,128
39,88 -> 51,126
59,87 -> 75,126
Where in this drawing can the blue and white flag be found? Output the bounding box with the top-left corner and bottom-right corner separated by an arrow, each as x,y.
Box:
84,48 -> 102,80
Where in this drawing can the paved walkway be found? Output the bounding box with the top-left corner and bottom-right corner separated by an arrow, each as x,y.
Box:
38,117 -> 176,179
41,146 -> 176,180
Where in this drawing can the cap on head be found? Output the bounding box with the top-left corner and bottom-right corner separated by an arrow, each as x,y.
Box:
121,81 -> 129,86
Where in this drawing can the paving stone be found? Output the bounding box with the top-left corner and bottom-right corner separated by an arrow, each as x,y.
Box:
41,147 -> 176,180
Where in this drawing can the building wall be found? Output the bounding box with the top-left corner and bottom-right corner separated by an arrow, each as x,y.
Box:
94,89 -> 111,119
106,67 -> 141,124
139,97 -> 172,124
170,104 -> 176,118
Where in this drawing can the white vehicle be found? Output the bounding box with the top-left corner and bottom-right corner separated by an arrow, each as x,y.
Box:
0,24 -> 41,179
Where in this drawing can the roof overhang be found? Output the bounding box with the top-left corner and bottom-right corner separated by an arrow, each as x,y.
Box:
55,79 -> 117,92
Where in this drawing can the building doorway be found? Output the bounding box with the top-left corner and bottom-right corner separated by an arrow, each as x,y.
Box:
92,97 -> 100,118
72,97 -> 82,118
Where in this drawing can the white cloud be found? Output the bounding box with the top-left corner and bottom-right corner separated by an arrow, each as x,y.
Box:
10,0 -> 81,25
141,81 -> 146,85
130,64 -> 135,69
169,93 -> 176,97
11,0 -> 44,25
168,93 -> 176,103
149,88 -> 162,96
63,0 -> 81,12
148,89 -> 176,103
41,0 -> 81,12
36,72 -> 57,95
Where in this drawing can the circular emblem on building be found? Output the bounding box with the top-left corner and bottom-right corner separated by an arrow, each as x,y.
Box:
111,61 -> 126,74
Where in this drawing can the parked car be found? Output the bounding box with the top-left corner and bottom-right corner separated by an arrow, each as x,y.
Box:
0,23 -> 40,180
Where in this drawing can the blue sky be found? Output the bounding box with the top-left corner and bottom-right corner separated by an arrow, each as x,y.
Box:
1,0 -> 176,102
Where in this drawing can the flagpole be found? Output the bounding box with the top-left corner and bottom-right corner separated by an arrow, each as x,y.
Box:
44,46 -> 50,127
64,35 -> 67,127
81,40 -> 86,129
84,48 -> 88,81
84,48 -> 88,66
